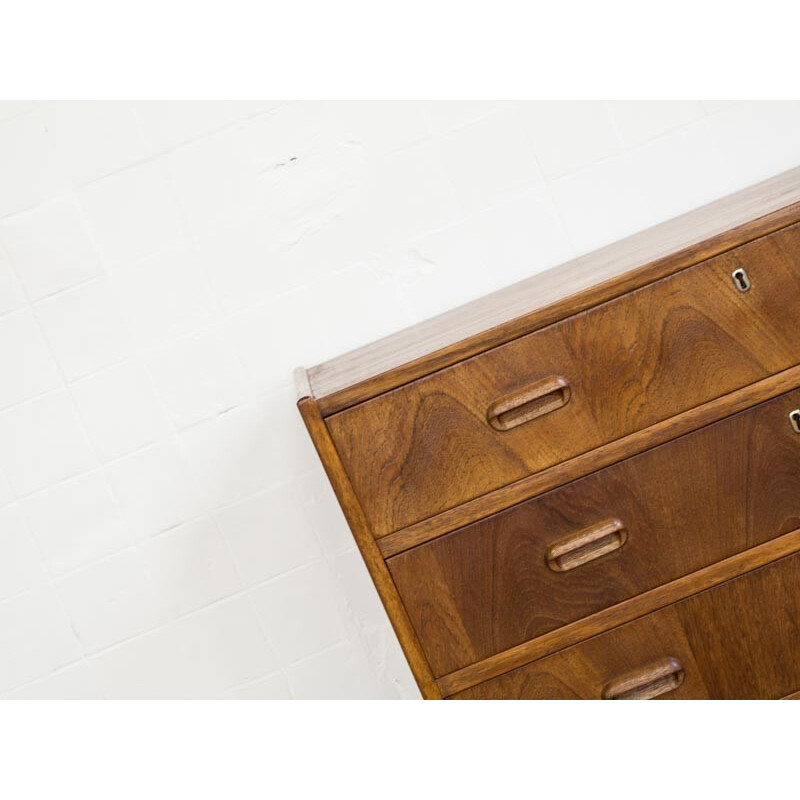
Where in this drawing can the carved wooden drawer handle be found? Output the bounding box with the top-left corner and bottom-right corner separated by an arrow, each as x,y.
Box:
487,375 -> 571,431
545,519 -> 627,572
602,658 -> 685,700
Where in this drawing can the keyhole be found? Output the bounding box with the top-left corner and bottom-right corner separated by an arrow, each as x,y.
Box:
732,268 -> 751,292
791,410 -> 800,434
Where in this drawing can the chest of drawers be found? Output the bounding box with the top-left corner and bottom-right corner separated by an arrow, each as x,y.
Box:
296,166 -> 800,699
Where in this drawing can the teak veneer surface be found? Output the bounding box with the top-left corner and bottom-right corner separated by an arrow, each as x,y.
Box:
378,364 -> 800,556
304,167 -> 800,413
295,167 -> 800,700
454,549 -> 800,700
389,388 -> 800,676
438,528 -> 800,696
328,223 -> 800,537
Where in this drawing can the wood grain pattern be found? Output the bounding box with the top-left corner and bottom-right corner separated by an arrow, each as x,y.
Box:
454,547 -> 800,699
437,526 -> 800,696
307,168 -> 800,414
330,223 -> 800,537
378,363 -> 800,556
389,388 -> 800,676
296,398 -> 442,700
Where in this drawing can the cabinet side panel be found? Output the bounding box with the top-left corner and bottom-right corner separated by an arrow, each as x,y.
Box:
297,397 -> 442,699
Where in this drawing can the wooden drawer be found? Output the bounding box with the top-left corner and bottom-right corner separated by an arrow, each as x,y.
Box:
327,222 -> 800,537
388,387 -> 800,677
454,548 -> 800,699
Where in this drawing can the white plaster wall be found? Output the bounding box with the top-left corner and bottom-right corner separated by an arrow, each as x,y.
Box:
0,101 -> 798,698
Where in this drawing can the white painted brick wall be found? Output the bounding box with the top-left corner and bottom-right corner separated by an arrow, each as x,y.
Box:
0,100 -> 798,699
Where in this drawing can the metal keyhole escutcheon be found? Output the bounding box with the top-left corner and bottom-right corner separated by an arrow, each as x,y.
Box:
732,268 -> 751,292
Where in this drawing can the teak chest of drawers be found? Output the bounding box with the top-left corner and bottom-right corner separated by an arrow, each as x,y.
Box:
295,167 -> 800,700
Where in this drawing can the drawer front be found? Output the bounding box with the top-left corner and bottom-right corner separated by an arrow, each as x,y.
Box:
389,388 -> 800,677
328,223 -> 800,537
454,549 -> 800,699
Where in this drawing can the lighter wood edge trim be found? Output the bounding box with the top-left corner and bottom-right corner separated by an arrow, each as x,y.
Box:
438,526 -> 800,698
294,366 -> 312,402
314,202 -> 800,416
296,398 -> 442,700
379,364 -> 800,558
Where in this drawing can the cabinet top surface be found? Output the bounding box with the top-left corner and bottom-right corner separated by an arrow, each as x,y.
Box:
299,166 -> 800,410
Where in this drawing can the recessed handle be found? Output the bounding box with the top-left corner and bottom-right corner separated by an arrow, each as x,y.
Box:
487,376 -> 571,432
790,409 -> 800,434
545,519 -> 627,572
603,657 -> 685,700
